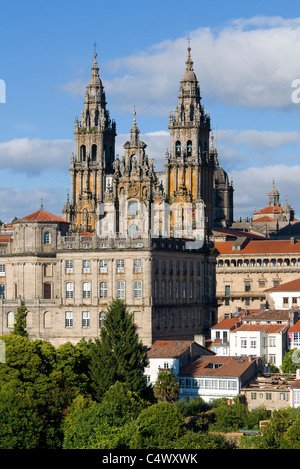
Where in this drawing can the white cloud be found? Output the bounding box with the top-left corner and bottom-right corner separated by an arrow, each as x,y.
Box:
231,164 -> 300,220
0,186 -> 65,223
0,138 -> 73,175
70,16 -> 300,114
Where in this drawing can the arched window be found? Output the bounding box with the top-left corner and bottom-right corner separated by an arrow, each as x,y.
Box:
83,282 -> 91,298
176,141 -> 181,156
128,200 -> 138,216
91,144 -> 97,161
7,311 -> 14,327
117,281 -> 125,299
80,145 -> 86,161
128,224 -> 138,236
44,231 -> 50,244
187,140 -> 192,156
99,311 -> 106,327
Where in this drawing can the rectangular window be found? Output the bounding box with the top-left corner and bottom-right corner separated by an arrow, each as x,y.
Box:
65,311 -> 73,327
133,259 -> 142,273
0,265 -> 5,276
99,281 -> 107,298
65,260 -> 73,274
250,339 -> 257,348
251,392 -> 257,400
134,281 -> 142,299
269,336 -> 276,347
225,285 -> 230,296
266,392 -> 272,400
117,259 -> 125,273
0,284 -> 5,299
241,338 -> 247,348
83,260 -> 90,274
99,260 -> 108,273
245,281 -> 251,292
283,297 -> 289,305
117,281 -> 125,298
258,279 -> 265,287
292,297 -> 298,305
82,311 -> 90,327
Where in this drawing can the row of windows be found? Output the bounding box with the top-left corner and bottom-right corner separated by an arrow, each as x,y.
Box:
154,260 -> 202,276
179,378 -> 238,391
224,278 -> 280,296
218,257 -> 300,268
6,311 -> 106,328
250,391 -> 288,401
158,310 -> 197,329
154,280 -> 199,300
66,259 -> 143,274
65,280 -> 142,299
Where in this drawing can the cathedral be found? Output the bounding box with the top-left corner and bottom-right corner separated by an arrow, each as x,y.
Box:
0,47 -> 233,347
62,47 -> 233,237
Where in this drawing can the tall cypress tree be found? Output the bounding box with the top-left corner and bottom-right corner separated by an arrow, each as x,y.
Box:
89,298 -> 148,401
13,300 -> 28,338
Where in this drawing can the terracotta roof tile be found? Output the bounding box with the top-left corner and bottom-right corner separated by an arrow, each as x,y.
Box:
211,317 -> 242,330
253,216 -> 276,223
180,356 -> 257,377
16,209 -> 67,223
265,278 -> 300,292
215,239 -> 300,255
147,340 -> 194,358
288,320 -> 300,332
254,206 -> 282,215
232,323 -> 288,333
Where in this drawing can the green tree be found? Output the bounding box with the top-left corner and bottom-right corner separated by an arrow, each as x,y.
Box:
210,399 -> 249,432
12,300 -> 28,337
63,382 -> 149,449
153,370 -> 180,402
0,334 -> 94,448
89,298 -> 148,401
128,401 -> 184,449
173,430 -> 229,449
281,413 -> 300,449
281,348 -> 300,373
258,408 -> 296,449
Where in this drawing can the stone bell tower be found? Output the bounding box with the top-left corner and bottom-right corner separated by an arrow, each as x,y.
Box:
63,50 -> 116,232
165,46 -> 215,229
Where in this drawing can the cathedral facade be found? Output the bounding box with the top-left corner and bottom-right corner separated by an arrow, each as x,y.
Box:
0,47 -> 233,347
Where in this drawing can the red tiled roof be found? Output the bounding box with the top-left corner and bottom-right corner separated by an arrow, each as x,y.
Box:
147,340 -> 194,359
79,231 -> 94,237
289,320 -> 300,332
253,216 -> 276,223
211,316 -> 242,330
215,239 -> 300,255
212,227 -> 265,239
232,323 -> 288,333
246,309 -> 291,321
254,206 -> 282,215
290,379 -> 300,389
16,209 -> 67,223
265,278 -> 300,292
0,234 -> 13,243
180,355 -> 257,377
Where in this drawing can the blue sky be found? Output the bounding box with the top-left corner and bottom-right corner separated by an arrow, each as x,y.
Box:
1,0 -> 300,222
